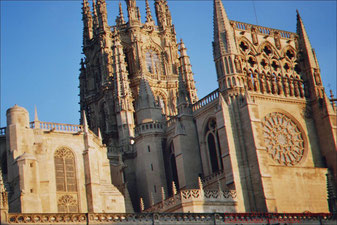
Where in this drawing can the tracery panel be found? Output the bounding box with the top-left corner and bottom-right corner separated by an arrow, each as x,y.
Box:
262,112 -> 305,166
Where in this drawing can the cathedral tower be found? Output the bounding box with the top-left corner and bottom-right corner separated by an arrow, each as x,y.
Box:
212,0 -> 334,213
79,0 -> 198,210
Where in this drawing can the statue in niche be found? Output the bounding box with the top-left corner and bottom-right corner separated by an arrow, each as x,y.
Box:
253,73 -> 259,91
274,32 -> 281,49
251,27 -> 258,45
234,56 -> 242,72
313,68 -> 321,85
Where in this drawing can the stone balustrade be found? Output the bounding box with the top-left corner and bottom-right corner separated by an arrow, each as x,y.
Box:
144,188 -> 236,213
30,121 -> 83,133
5,212 -> 335,224
202,170 -> 225,187
192,89 -> 219,112
231,20 -> 294,39
135,121 -> 164,135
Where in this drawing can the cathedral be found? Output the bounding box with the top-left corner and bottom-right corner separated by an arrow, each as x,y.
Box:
0,0 -> 336,222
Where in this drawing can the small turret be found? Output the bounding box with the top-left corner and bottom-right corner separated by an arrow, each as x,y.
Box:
6,105 -> 29,127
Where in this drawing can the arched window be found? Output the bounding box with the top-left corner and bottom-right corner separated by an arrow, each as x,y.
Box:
165,142 -> 179,196
54,148 -> 78,213
205,118 -> 223,174
145,50 -> 160,74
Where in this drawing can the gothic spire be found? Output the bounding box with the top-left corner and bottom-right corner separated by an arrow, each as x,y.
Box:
177,67 -> 190,108
125,0 -> 141,25
92,0 -> 99,35
82,0 -> 93,45
213,0 -> 237,56
154,0 -> 172,30
179,39 -> 198,104
136,76 -> 157,110
96,0 -> 110,33
112,33 -> 133,112
116,2 -> 126,25
296,10 -> 318,68
145,0 -> 154,23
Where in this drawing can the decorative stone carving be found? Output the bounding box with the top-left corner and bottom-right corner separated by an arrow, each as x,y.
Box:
57,195 -> 78,213
263,112 -> 304,166
54,148 -> 74,159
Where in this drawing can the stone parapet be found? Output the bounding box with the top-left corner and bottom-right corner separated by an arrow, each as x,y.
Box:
144,188 -> 237,213
4,213 -> 336,225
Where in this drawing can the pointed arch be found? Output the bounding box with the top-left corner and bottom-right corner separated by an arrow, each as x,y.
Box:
54,147 -> 79,213
237,36 -> 258,55
258,41 -> 282,58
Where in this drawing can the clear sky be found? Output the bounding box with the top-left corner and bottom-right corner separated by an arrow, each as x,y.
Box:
1,0 -> 336,127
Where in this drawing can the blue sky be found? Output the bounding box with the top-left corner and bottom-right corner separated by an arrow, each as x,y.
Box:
1,0 -> 336,127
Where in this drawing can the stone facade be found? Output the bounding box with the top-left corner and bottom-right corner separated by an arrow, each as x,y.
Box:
0,106 -> 125,213
0,0 -> 336,220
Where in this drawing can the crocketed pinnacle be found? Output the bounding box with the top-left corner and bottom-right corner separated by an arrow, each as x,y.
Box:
145,0 -> 154,22
119,2 -> 125,24
296,10 -> 317,68
213,0 -> 237,55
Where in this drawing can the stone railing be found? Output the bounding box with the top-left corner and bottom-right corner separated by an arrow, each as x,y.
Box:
30,121 -> 83,133
5,212 -> 335,224
202,170 -> 225,187
231,20 -> 295,39
135,121 -> 164,135
192,89 -> 219,112
0,127 -> 6,136
144,188 -> 236,213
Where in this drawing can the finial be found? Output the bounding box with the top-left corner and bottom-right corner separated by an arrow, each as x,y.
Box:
198,177 -> 203,191
330,90 -> 334,99
150,192 -> 155,206
140,197 -> 144,211
217,179 -> 223,193
161,187 -> 165,202
172,181 -> 177,195
97,127 -> 102,140
82,110 -> 89,133
34,105 -> 39,121
145,0 -> 153,22
119,2 -> 125,23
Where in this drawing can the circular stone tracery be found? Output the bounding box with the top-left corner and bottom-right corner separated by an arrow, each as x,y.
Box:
263,112 -> 304,166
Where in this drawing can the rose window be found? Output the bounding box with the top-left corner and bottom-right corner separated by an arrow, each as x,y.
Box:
262,112 -> 304,166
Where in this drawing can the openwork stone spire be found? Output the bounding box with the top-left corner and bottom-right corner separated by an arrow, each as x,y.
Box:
116,2 -> 126,25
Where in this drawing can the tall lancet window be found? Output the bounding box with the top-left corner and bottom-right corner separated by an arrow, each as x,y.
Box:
205,118 -> 223,174
146,50 -> 160,74
165,142 -> 179,197
54,148 -> 78,213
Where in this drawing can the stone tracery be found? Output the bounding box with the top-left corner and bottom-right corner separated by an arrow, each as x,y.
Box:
262,112 -> 305,166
